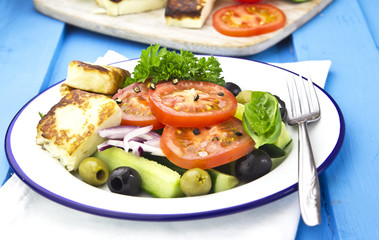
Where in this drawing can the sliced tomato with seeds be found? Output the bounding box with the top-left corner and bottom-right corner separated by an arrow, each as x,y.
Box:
113,82 -> 164,130
212,3 -> 286,37
161,117 -> 255,169
149,81 -> 237,128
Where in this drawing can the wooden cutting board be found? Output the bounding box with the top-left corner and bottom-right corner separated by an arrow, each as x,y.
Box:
34,0 -> 333,56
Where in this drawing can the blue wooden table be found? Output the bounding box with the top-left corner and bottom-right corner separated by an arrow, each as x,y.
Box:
1,0 -> 378,238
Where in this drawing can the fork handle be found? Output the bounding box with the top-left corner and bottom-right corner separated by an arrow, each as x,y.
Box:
298,121 -> 321,226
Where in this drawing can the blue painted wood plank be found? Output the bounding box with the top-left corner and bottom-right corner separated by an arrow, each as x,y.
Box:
0,0 -> 65,185
292,0 -> 379,239
357,0 -> 379,48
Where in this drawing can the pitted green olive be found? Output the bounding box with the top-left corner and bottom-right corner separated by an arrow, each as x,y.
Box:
78,157 -> 109,186
180,168 -> 212,196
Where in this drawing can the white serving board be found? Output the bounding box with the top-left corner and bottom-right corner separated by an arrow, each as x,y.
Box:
34,0 -> 333,56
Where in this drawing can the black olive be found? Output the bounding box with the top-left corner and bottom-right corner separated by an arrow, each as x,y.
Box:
107,167 -> 142,196
224,82 -> 242,97
193,128 -> 201,135
235,150 -> 272,183
274,95 -> 287,121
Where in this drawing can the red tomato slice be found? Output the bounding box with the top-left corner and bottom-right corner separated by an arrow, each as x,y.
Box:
212,3 -> 286,37
149,81 -> 237,128
113,82 -> 164,130
161,118 -> 255,169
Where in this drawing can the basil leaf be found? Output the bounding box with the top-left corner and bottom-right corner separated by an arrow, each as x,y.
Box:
242,91 -> 282,148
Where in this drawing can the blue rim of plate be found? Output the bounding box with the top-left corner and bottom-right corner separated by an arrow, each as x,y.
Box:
4,58 -> 345,221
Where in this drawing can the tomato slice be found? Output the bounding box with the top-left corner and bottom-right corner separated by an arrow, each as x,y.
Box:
161,118 -> 255,169
149,81 -> 237,128
212,3 -> 286,37
113,82 -> 164,130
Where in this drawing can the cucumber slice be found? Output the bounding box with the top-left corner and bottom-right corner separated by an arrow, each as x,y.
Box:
94,147 -> 183,198
259,122 -> 292,158
273,122 -> 292,149
142,153 -> 187,175
143,154 -> 239,193
207,169 -> 239,193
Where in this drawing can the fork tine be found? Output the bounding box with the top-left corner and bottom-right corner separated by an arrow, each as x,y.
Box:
286,77 -> 295,118
297,74 -> 310,115
306,73 -> 320,114
286,74 -> 305,118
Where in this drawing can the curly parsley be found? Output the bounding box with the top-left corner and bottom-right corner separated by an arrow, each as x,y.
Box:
124,44 -> 225,87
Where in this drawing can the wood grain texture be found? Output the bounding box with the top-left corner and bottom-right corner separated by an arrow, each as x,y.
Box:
292,0 -> 379,238
0,0 -> 66,185
33,0 -> 333,56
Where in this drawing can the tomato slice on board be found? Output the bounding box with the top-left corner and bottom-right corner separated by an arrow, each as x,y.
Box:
161,117 -> 255,169
113,82 -> 164,130
212,3 -> 286,37
149,81 -> 237,128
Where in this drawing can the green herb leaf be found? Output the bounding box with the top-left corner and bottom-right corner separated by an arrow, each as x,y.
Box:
124,44 -> 225,87
242,91 -> 282,148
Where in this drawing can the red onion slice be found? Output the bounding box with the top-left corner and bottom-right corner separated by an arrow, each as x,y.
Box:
97,139 -> 124,151
123,125 -> 154,152
98,126 -> 138,139
97,125 -> 164,156
129,141 -> 164,156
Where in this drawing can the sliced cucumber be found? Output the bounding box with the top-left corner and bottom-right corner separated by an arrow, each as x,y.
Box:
207,169 -> 239,193
273,122 -> 292,149
142,153 -> 187,175
144,154 -> 239,193
259,122 -> 292,157
94,147 -> 183,198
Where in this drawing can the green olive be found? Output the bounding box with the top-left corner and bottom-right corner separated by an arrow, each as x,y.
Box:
236,90 -> 253,104
180,168 -> 212,196
78,157 -> 109,186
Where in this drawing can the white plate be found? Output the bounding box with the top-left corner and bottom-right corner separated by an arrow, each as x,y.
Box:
5,57 -> 344,221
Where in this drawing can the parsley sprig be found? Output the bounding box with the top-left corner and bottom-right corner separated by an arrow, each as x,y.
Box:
124,44 -> 225,87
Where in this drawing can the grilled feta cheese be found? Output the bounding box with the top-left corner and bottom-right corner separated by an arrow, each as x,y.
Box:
63,60 -> 129,96
95,0 -> 167,16
165,0 -> 216,28
36,90 -> 122,171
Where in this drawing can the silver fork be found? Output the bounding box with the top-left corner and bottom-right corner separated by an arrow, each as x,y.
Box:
286,74 -> 321,226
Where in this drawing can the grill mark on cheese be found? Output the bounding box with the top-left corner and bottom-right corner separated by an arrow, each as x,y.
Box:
165,0 -> 206,19
98,101 -> 119,126
73,60 -> 109,74
36,89 -> 122,171
38,90 -> 117,152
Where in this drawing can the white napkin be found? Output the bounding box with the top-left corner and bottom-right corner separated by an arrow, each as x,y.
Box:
0,51 -> 331,240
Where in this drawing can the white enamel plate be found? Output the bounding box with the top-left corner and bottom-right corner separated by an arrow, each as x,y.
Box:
5,57 -> 344,221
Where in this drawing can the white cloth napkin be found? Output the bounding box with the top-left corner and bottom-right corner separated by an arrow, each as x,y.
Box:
0,50 -> 331,240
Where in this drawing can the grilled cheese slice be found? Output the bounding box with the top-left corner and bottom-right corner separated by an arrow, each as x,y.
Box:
95,0 -> 167,16
62,60 -> 129,96
36,90 -> 122,171
165,0 -> 216,28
